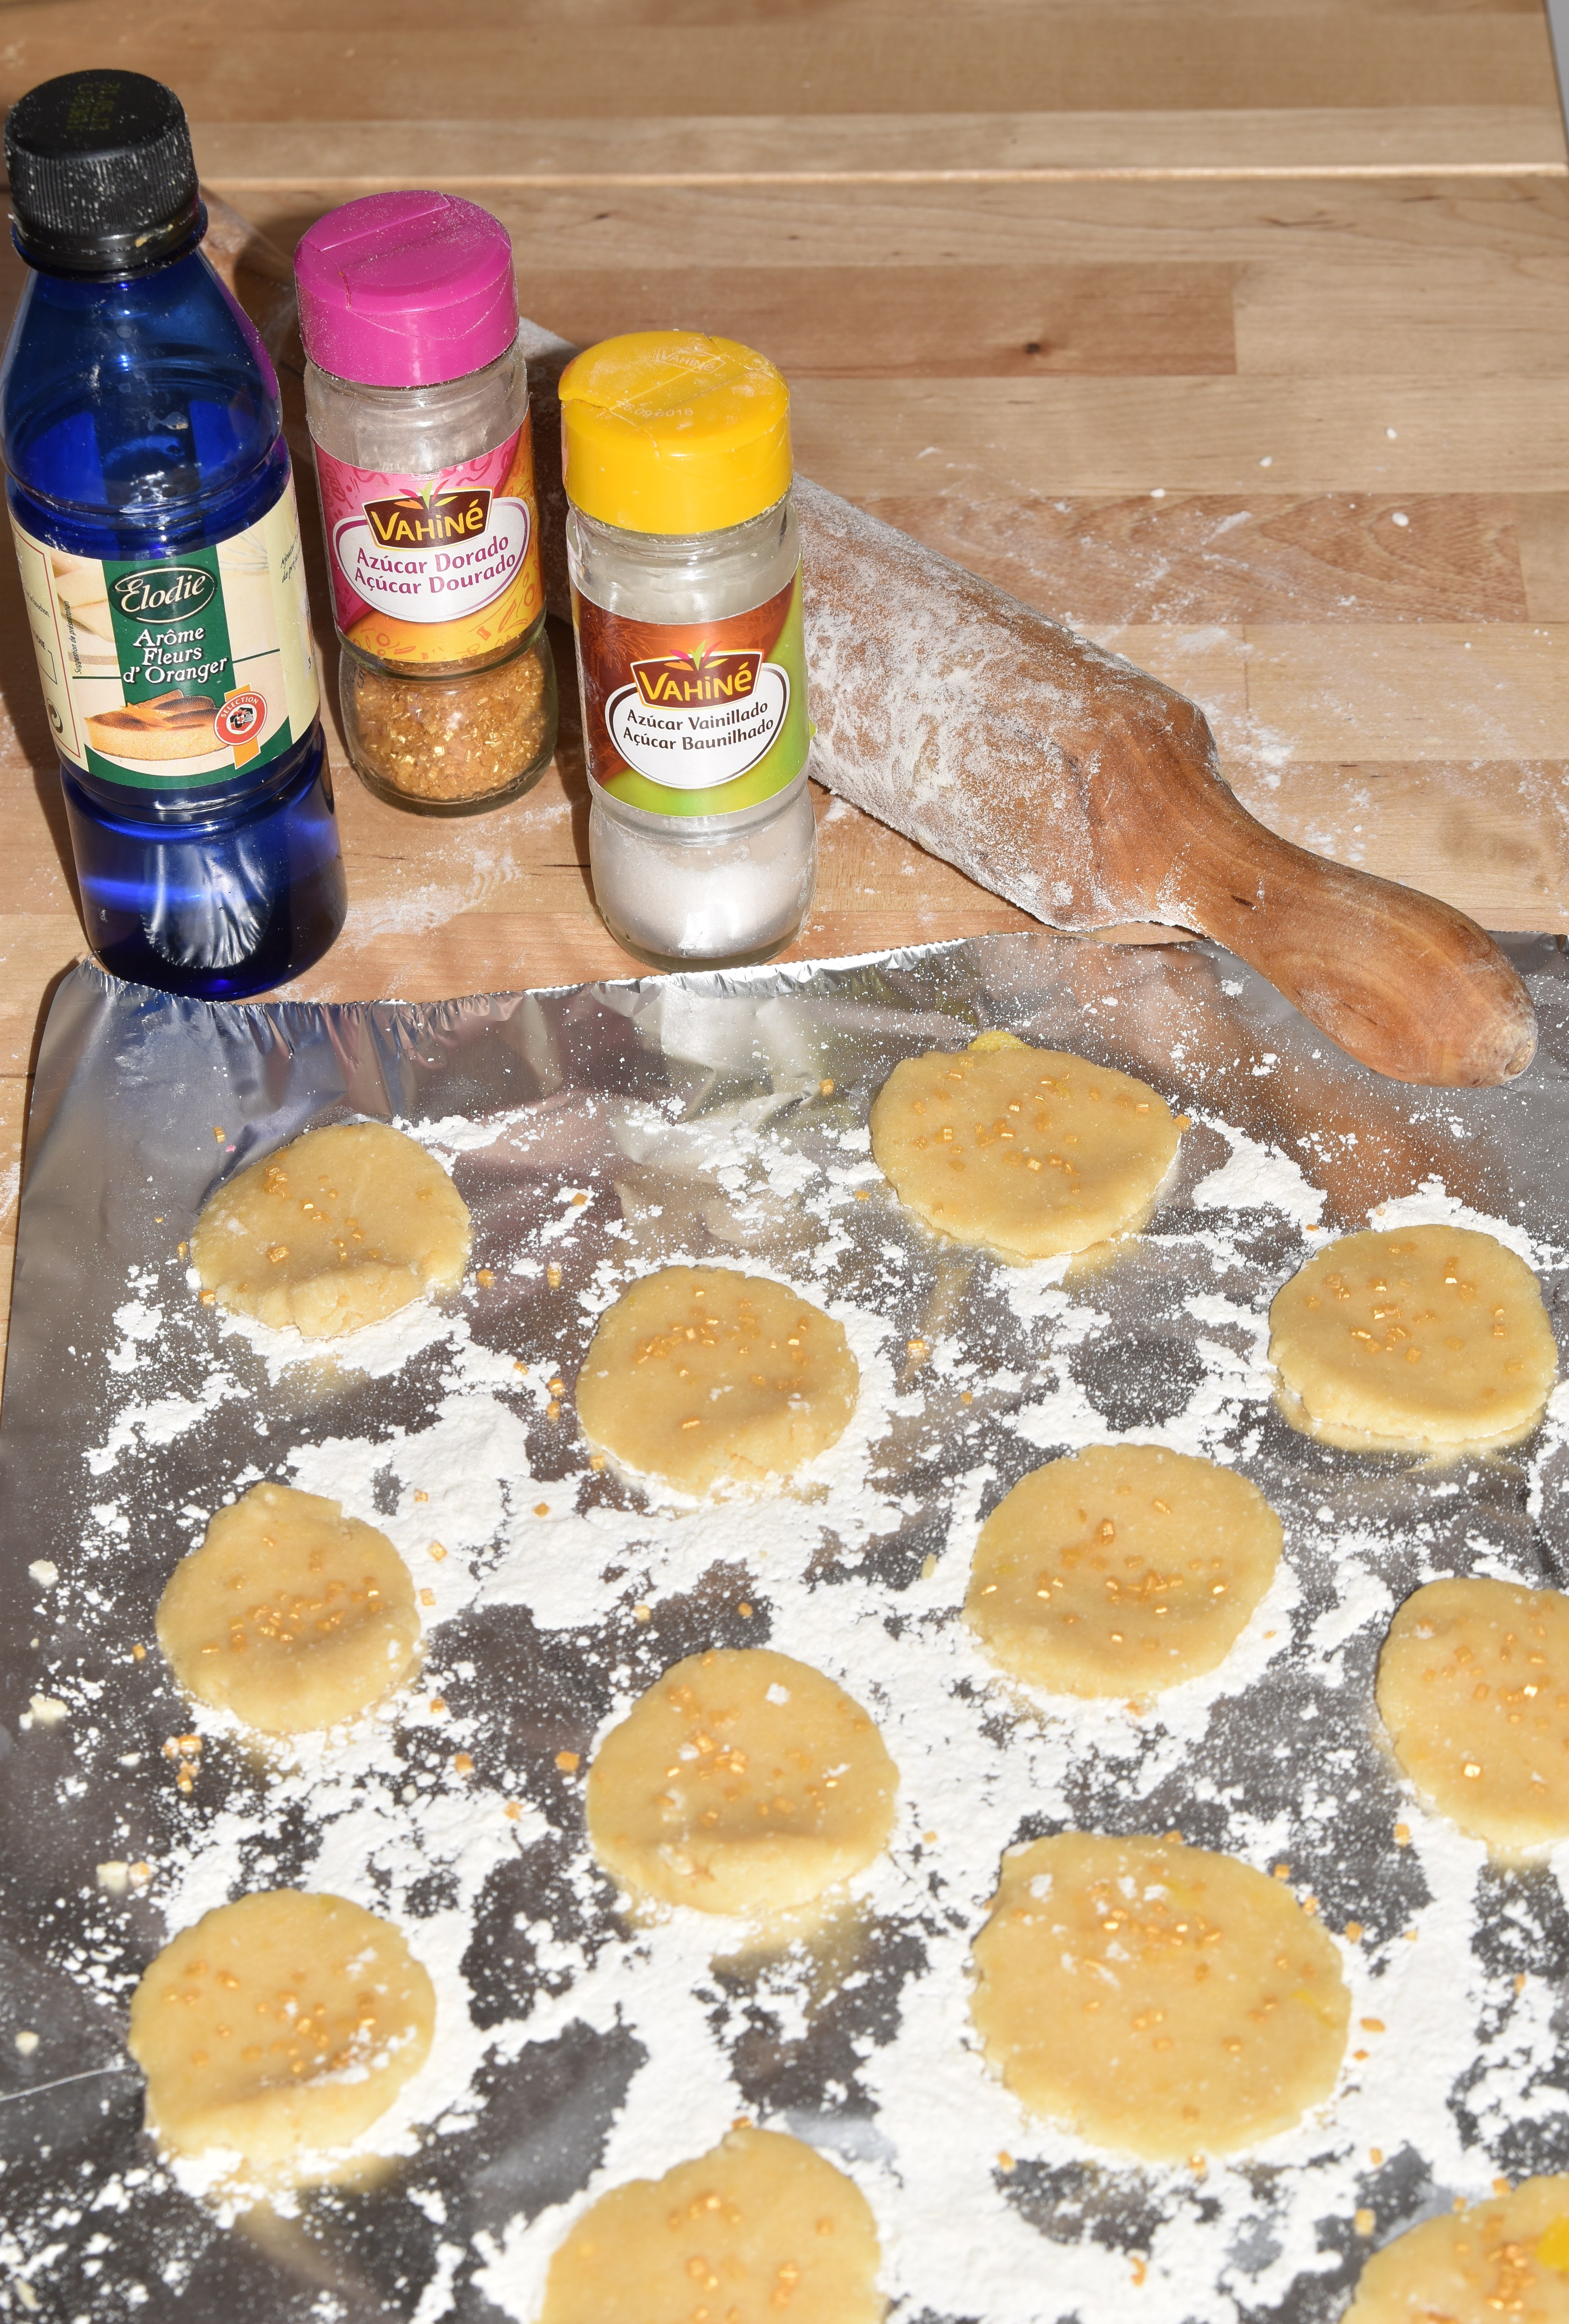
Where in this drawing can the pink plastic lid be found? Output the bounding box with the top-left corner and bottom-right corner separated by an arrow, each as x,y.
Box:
294,190 -> 518,388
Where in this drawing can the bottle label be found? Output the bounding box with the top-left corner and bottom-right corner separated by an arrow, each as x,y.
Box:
314,416 -> 544,672
10,477 -> 320,791
573,566 -> 810,817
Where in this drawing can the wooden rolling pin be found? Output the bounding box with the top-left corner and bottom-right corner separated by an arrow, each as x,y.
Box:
513,320 -> 1533,1089
797,485 -> 1536,1089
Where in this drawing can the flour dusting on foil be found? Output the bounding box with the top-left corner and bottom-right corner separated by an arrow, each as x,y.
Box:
3,933 -> 1569,2323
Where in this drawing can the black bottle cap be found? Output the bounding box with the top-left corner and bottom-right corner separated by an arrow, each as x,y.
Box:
5,70 -> 203,275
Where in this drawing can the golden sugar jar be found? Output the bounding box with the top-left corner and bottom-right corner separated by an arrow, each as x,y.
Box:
295,191 -> 556,815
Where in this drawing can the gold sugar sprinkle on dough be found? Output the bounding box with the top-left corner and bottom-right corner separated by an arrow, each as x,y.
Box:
1268,1225 -> 1556,1454
126,1890 -> 435,2186
1343,2173 -> 1569,2323
586,1647 -> 898,1922
868,1032 -> 1183,1263
964,1443 -> 1282,1698
192,1120 -> 471,1340
969,1832 -> 1350,2161
537,2125 -> 883,2324
1377,1575 -> 1569,1858
575,1266 -> 858,1496
155,1483 -> 421,1737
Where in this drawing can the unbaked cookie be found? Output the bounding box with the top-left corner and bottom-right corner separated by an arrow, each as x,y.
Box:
192,1119 -> 471,1339
156,1483 -> 421,1736
969,1832 -> 1349,2159
1376,1575 -> 1569,1855
126,1889 -> 435,2183
868,1032 -> 1183,1261
538,2126 -> 883,2324
575,1267 -> 858,1494
1345,2176 -> 1569,2324
1269,1225 -> 1556,1454
586,1647 -> 898,1919
964,1444 -> 1282,1696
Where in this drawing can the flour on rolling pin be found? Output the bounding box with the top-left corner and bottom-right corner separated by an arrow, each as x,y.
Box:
798,475 -> 1183,930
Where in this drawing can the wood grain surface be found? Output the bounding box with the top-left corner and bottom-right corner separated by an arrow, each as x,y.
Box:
0,0 -> 1567,1360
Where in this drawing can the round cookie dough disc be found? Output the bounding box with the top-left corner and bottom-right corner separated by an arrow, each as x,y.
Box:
540,2125 -> 883,2324
156,1483 -> 421,1736
1269,1225 -> 1556,1454
1376,1575 -> 1569,1855
868,1035 -> 1183,1261
575,1267 -> 858,1494
1346,2176 -> 1569,2324
969,1832 -> 1349,2160
126,1890 -> 435,2183
586,1647 -> 899,1918
964,1444 -> 1282,1696
192,1120 -> 471,1340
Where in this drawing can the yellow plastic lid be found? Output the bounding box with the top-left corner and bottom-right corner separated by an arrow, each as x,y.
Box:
559,330 -> 792,535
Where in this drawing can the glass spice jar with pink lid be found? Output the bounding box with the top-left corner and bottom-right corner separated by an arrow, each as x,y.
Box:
294,191 -> 557,814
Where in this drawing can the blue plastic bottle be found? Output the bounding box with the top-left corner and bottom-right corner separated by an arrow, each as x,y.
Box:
0,70 -> 345,997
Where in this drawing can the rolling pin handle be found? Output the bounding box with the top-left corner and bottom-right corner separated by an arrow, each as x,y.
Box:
1149,718 -> 1538,1088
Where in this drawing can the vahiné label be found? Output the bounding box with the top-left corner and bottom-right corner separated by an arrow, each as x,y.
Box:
572,568 -> 811,819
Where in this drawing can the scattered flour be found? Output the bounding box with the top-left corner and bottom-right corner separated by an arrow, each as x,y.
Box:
1190,1115 -> 1327,1230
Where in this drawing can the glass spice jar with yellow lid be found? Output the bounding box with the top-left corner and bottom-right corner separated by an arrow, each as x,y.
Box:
295,191 -> 556,815
561,331 -> 815,968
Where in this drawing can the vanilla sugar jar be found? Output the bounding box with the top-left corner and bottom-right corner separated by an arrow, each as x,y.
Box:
560,333 -> 815,968
295,191 -> 556,814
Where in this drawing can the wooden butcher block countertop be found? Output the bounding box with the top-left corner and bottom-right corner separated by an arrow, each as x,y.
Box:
0,0 -> 1567,1361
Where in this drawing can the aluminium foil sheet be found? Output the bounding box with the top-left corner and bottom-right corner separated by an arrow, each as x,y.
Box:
3,931 -> 1569,2323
